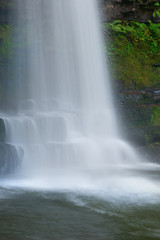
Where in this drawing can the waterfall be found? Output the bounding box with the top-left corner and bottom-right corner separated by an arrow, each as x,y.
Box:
1,0 -> 139,181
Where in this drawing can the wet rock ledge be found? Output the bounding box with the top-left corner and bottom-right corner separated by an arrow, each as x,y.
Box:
0,117 -> 22,175
118,87 -> 160,148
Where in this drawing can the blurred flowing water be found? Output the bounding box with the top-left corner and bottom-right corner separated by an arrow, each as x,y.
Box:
0,0 -> 160,239
3,0 -> 139,181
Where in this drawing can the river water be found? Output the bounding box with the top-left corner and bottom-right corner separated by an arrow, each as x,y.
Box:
0,166 -> 160,240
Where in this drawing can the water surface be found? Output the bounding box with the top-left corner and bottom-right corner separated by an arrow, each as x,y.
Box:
0,167 -> 160,240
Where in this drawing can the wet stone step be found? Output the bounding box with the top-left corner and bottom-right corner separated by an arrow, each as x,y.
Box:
3,115 -> 68,144
0,143 -> 23,175
0,118 -> 5,142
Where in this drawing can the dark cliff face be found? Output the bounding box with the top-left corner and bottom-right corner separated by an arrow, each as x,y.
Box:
101,0 -> 159,22
0,0 -> 159,24
0,0 -> 13,24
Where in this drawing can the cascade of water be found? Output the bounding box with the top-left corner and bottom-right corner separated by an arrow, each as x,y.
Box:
1,0 -> 139,179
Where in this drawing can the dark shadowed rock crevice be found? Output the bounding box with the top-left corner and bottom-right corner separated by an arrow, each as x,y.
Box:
101,0 -> 160,22
0,0 -> 159,24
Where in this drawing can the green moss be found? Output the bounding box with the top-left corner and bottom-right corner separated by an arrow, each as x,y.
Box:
150,142 -> 160,147
0,0 -> 12,9
105,21 -> 160,89
0,24 -> 13,58
151,106 -> 160,126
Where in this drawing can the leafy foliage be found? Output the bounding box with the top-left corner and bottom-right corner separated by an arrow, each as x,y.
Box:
153,2 -> 160,18
151,107 -> 160,126
104,20 -> 160,89
0,25 -> 12,57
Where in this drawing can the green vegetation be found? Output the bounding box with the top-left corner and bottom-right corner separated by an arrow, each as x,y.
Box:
0,24 -> 13,58
104,20 -> 160,89
103,20 -> 160,145
153,2 -> 160,18
151,106 -> 160,126
0,25 -> 11,100
0,0 -> 12,9
0,24 -> 27,59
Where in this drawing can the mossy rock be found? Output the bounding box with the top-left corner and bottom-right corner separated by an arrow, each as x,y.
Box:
138,143 -> 160,164
105,21 -> 160,89
0,0 -> 12,10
